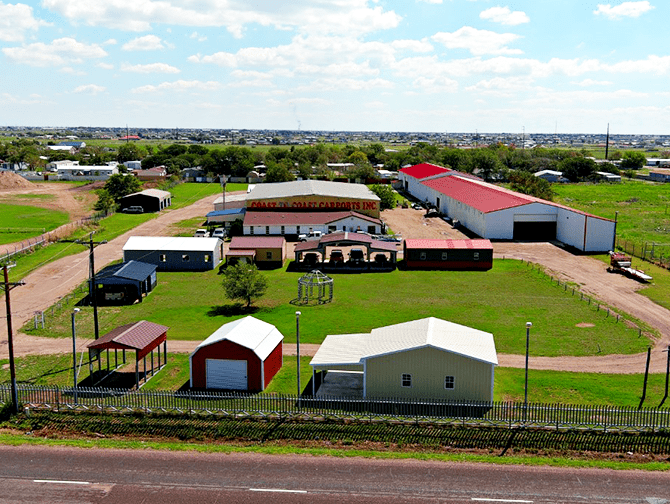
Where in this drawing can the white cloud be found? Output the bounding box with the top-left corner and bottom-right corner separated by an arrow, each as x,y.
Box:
432,27 -> 523,55
2,37 -> 107,67
594,1 -> 654,20
189,52 -> 237,67
121,62 -> 181,73
480,6 -> 530,26
131,80 -> 221,93
0,2 -> 49,42
574,79 -> 613,87
412,76 -> 458,94
102,38 -> 117,45
41,0 -> 402,37
122,35 -> 165,51
303,77 -> 394,92
417,0 -> 442,3
97,62 -> 114,70
391,39 -> 434,52
190,31 -> 207,42
0,92 -> 46,105
74,84 -> 106,95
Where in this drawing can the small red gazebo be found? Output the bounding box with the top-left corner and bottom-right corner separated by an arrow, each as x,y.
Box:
87,320 -> 169,389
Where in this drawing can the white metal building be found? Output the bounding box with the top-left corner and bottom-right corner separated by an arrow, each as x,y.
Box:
310,317 -> 498,401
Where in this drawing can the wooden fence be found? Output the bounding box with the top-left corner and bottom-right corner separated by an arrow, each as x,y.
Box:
2,384 -> 669,433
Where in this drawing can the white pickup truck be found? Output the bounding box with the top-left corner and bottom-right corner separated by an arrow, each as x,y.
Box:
298,230 -> 323,242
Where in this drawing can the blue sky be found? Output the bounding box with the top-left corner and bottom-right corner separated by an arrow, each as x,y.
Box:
1,0 -> 669,134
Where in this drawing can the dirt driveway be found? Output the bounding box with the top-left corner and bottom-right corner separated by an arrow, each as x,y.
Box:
383,207 -> 670,374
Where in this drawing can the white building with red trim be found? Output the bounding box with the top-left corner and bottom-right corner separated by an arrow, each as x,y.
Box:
399,164 -> 616,252
243,210 -> 383,237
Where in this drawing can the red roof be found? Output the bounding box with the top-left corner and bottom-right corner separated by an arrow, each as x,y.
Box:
244,211 -> 381,227
226,249 -> 256,257
404,239 -> 493,250
399,163 -> 451,180
88,320 -> 169,360
230,236 -> 286,249
423,176 -> 533,213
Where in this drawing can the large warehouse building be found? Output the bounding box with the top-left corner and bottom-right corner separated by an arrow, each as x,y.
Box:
399,164 -> 616,252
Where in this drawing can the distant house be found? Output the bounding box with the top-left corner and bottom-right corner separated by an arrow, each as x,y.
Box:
56,164 -> 118,181
57,141 -> 86,149
310,317 -> 498,402
0,162 -> 28,171
534,170 -> 564,183
596,171 -> 621,183
133,166 -> 167,182
47,145 -> 76,154
189,316 -> 284,391
93,260 -> 157,305
648,172 -> 670,183
119,189 -> 172,212
122,236 -> 223,271
124,160 -> 142,170
227,236 -> 286,269
403,239 -> 493,270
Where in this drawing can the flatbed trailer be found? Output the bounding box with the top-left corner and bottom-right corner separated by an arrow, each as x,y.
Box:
607,252 -> 652,283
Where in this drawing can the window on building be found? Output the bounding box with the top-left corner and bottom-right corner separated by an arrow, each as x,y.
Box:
204,254 -> 210,263
445,376 -> 455,390
368,226 -> 376,234
441,252 -> 448,260
328,225 -> 336,233
281,226 -> 285,235
250,226 -> 254,235
296,226 -> 301,234
159,254 -> 166,262
266,251 -> 272,260
474,252 -> 480,260
420,252 -> 427,260
182,254 -> 190,262
265,226 -> 270,235
401,373 -> 412,388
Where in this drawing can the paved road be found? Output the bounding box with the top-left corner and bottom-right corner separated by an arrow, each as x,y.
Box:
0,445 -> 668,503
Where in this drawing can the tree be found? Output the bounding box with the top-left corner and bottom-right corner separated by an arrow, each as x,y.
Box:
103,173 -> 142,201
117,143 -> 145,164
222,262 -> 268,308
369,184 -> 396,210
620,150 -> 646,170
265,159 -> 296,182
558,156 -> 596,182
508,171 -> 554,201
93,189 -> 116,215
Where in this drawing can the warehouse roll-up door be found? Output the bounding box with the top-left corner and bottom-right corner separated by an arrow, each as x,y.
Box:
206,359 -> 248,390
513,213 -> 557,241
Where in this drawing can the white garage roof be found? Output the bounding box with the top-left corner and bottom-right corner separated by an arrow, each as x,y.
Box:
192,316 -> 284,360
123,236 -> 220,252
311,317 -> 497,368
247,180 -> 380,201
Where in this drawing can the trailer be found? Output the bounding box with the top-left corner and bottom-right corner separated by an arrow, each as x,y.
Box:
607,252 -> 652,283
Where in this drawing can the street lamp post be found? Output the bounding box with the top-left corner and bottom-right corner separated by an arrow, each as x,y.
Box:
71,308 -> 80,404
296,311 -> 301,401
524,321 -> 532,418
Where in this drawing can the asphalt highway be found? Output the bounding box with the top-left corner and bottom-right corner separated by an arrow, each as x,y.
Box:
0,445 -> 668,503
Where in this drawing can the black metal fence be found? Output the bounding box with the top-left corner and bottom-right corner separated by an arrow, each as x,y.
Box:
616,237 -> 670,270
2,384 -> 669,433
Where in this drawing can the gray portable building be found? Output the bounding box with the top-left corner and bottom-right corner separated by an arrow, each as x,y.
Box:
122,236 -> 222,271
94,260 -> 157,305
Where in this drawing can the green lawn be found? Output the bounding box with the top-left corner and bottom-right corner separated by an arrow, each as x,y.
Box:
553,179 -> 670,253
3,353 -> 666,407
167,181 -> 248,210
0,203 -> 69,245
23,259 -> 649,358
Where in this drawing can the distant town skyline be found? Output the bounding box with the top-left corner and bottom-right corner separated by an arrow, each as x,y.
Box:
2,1 -> 669,134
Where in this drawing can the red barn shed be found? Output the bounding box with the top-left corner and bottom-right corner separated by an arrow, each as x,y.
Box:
403,239 -> 493,270
189,316 -> 284,391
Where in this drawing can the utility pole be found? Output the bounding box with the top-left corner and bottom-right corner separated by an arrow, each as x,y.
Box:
2,264 -> 25,414
61,232 -> 107,340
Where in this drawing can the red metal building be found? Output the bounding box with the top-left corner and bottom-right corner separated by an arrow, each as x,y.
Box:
189,316 -> 284,391
403,239 -> 493,270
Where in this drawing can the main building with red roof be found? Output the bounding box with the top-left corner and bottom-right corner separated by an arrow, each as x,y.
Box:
400,163 -> 616,252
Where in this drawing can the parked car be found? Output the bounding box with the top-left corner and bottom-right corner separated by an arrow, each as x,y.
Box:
211,228 -> 226,239
299,230 -> 323,241
349,248 -> 365,265
194,229 -> 210,237
329,249 -> 344,265
122,206 -> 144,214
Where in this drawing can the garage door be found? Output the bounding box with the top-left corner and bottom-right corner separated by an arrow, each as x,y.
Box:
513,221 -> 557,241
206,359 -> 248,390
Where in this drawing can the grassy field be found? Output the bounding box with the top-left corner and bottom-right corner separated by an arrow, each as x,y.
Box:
0,203 -> 69,245
23,259 -> 649,358
553,179 -> 670,252
2,352 -> 667,407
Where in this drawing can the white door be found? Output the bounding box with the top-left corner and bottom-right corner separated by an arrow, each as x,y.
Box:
206,359 -> 248,390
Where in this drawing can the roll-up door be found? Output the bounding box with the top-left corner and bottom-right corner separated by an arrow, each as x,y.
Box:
206,359 -> 248,390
